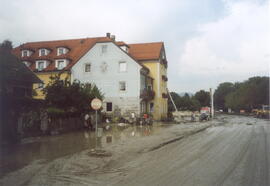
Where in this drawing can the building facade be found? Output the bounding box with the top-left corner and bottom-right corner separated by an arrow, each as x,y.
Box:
71,41 -> 153,116
127,42 -> 168,120
13,34 -> 168,120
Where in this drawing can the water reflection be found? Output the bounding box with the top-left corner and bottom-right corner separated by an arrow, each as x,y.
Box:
0,123 -> 168,177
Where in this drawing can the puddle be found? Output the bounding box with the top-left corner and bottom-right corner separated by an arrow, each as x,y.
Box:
0,122 -> 168,177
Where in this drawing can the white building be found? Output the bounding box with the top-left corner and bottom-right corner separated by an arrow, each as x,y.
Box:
71,40 -> 153,116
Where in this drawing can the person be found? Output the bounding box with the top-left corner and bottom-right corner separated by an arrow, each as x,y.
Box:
191,112 -> 195,122
131,112 -> 135,124
84,113 -> 90,129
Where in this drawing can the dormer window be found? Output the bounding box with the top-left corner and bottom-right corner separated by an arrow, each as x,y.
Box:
21,50 -> 31,57
39,48 -> 49,56
36,60 -> 49,71
55,59 -> 69,70
38,61 -> 45,71
57,47 -> 68,56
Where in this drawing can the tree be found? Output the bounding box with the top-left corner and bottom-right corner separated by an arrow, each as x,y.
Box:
0,40 -> 13,51
225,76 -> 269,112
168,92 -> 201,111
214,82 -> 234,111
194,90 -> 210,107
43,75 -> 104,117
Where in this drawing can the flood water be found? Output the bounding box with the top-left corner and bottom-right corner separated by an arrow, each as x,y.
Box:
0,123 -> 169,177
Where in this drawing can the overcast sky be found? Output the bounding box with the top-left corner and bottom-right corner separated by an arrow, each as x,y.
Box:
0,0 -> 269,93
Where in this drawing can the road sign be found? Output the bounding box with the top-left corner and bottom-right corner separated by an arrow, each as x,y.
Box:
91,98 -> 102,110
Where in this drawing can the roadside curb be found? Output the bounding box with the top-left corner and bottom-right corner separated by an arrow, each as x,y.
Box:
147,124 -> 212,152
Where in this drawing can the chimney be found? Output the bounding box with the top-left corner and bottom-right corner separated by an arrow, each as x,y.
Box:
106,32 -> 111,38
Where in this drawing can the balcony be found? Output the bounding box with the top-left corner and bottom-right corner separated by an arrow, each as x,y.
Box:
140,88 -> 155,100
162,59 -> 168,68
162,75 -> 168,81
162,93 -> 168,99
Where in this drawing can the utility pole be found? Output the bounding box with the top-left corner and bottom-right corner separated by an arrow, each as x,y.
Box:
210,88 -> 214,118
167,88 -> 178,112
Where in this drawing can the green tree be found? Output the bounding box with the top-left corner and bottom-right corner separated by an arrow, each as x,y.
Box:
168,92 -> 201,111
43,75 -> 104,117
214,82 -> 234,111
168,92 -> 180,112
194,90 -> 210,107
225,76 -> 269,112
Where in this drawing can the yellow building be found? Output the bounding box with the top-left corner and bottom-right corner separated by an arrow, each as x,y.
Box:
128,42 -> 168,120
32,71 -> 71,99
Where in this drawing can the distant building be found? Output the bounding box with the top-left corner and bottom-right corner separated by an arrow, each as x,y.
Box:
13,34 -> 168,120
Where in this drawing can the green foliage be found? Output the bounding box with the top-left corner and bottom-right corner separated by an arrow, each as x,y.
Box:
214,82 -> 235,110
43,75 -> 104,116
224,76 -> 269,111
168,92 -> 202,111
194,90 -> 210,107
47,107 -> 65,117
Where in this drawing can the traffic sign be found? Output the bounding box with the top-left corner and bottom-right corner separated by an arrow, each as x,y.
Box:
91,98 -> 102,110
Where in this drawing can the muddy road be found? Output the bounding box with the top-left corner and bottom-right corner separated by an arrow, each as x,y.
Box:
114,116 -> 270,186
0,115 -> 269,186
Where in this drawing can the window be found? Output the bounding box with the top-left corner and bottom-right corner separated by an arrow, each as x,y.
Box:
57,60 -> 65,70
106,102 -> 112,112
119,81 -> 126,91
161,50 -> 165,60
57,48 -> 64,55
85,64 -> 91,72
150,103 -> 154,112
39,49 -> 46,56
119,62 -> 127,72
101,45 -> 107,53
37,61 -> 45,71
22,50 -> 28,57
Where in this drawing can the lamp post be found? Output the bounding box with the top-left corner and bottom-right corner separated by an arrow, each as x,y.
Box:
210,88 -> 214,118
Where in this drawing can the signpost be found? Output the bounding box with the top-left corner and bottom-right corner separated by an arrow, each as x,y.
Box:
91,98 -> 102,136
91,98 -> 102,150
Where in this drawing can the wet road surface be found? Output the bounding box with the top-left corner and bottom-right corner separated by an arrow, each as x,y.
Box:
0,123 -> 166,177
113,116 -> 270,186
0,115 -> 269,186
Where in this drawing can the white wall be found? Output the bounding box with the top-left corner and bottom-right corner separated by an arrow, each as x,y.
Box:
71,42 -> 142,115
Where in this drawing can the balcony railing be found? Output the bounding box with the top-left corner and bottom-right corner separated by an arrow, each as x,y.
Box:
140,88 -> 155,100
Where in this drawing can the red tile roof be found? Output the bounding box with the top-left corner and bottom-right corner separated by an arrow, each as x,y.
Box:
127,42 -> 163,61
115,41 -> 130,48
12,37 -> 163,73
12,37 -> 112,72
